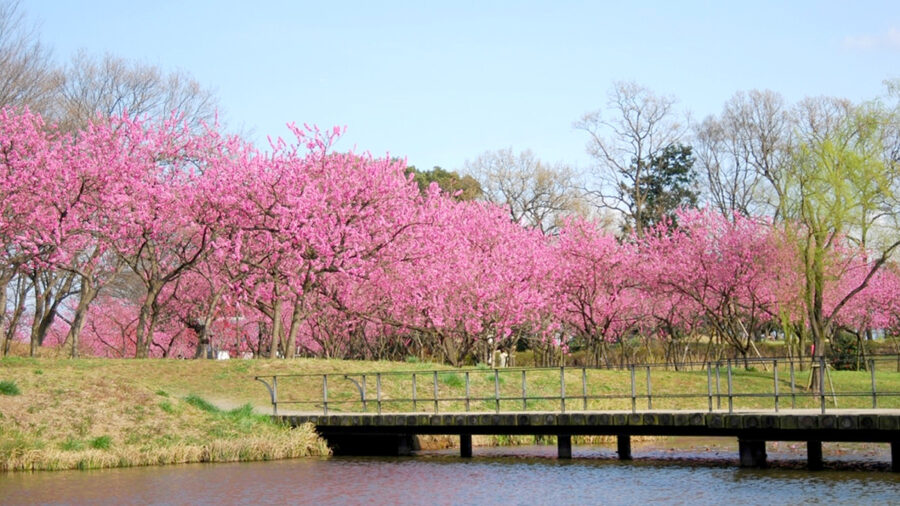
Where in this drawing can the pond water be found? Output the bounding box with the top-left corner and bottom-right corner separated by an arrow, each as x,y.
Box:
3,439 -> 899,505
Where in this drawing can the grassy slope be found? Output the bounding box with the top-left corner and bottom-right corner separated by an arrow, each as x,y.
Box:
2,356 -> 899,471
0,357 -> 341,471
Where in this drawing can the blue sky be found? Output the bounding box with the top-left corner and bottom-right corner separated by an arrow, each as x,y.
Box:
26,0 -> 900,173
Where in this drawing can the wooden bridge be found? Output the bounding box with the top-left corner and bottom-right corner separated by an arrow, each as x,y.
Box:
255,358 -> 900,470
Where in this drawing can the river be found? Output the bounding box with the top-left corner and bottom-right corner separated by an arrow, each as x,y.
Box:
3,439 -> 899,504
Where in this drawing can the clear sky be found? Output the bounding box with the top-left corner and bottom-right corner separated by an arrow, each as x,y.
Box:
24,0 -> 900,173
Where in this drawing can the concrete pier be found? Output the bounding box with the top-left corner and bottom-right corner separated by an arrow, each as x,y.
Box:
807,441 -> 823,470
460,434 -> 472,458
558,434 -> 572,459
738,439 -> 767,468
617,435 -> 632,460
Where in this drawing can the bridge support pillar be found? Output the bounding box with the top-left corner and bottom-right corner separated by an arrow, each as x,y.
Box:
892,441 -> 900,472
617,435 -> 632,460
558,434 -> 572,459
738,439 -> 767,468
807,441 -> 823,470
460,434 -> 472,458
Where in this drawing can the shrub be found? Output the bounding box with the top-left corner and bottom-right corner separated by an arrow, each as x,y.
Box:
89,435 -> 112,450
0,380 -> 20,396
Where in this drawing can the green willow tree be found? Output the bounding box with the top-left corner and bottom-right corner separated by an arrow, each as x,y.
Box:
780,98 -> 900,386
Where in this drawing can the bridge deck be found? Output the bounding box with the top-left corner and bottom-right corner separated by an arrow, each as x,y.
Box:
283,409 -> 900,441
282,409 -> 900,469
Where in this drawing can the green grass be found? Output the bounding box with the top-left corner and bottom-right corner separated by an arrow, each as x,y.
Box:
89,435 -> 112,450
60,437 -> 84,451
184,394 -> 220,413
0,380 -> 20,396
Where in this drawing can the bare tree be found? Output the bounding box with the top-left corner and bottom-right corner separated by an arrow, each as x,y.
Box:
695,90 -> 792,219
576,81 -> 687,237
55,51 -> 219,131
465,148 -> 585,233
0,0 -> 60,114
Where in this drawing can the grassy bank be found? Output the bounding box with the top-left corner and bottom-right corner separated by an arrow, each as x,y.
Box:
0,356 -> 338,472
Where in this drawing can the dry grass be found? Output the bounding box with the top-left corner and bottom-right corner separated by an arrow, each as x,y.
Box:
0,353 -> 332,472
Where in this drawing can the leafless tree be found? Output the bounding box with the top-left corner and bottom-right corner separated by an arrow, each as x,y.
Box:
0,0 -> 60,114
465,148 -> 586,233
695,90 -> 792,219
576,81 -> 687,237
55,51 -> 219,131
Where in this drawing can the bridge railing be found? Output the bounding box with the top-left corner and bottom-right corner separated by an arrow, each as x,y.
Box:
253,356 -> 900,416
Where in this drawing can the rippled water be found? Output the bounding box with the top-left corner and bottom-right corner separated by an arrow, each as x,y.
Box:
3,441 -> 899,505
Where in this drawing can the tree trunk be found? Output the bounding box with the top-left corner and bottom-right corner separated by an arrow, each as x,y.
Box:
269,298 -> 284,359
29,276 -> 46,357
65,281 -> 98,359
285,300 -> 304,359
135,283 -> 163,358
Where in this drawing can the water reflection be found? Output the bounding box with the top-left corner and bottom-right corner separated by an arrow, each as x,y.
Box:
3,442 -> 898,505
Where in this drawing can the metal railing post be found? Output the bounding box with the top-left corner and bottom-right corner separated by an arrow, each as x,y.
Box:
630,365 -> 636,413
646,366 -> 652,410
376,373 -> 382,415
582,367 -> 588,411
322,375 -> 328,415
465,371 -> 471,412
412,373 -> 417,412
706,362 -> 713,412
361,374 -> 367,412
521,370 -> 527,410
494,369 -> 500,413
773,359 -> 779,412
819,356 -> 826,414
433,371 -> 439,413
726,360 -> 733,414
789,361 -> 796,409
715,362 -> 721,410
560,366 -> 566,413
870,359 -> 877,409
